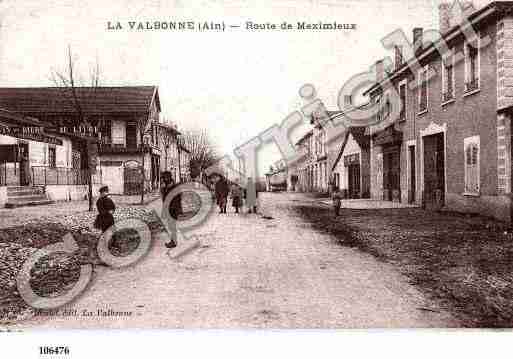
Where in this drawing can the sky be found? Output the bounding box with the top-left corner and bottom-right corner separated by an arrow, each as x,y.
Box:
0,0 -> 492,176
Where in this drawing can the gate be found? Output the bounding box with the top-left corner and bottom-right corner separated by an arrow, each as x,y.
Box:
124,161 -> 144,195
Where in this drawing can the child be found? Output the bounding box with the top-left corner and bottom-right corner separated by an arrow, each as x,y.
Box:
230,182 -> 243,214
332,187 -> 342,217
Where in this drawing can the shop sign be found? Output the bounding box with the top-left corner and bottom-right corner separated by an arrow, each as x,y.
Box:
344,153 -> 360,166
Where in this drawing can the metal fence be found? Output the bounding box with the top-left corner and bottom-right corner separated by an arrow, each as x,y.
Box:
0,163 -> 22,186
31,166 -> 96,186
0,164 -> 102,187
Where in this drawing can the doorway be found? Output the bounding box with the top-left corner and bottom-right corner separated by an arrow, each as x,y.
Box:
18,143 -> 30,186
383,145 -> 401,201
348,163 -> 361,198
409,145 -> 416,203
423,133 -> 445,209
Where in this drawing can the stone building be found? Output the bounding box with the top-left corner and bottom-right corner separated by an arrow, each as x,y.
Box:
0,86 -> 165,195
331,126 -> 370,198
293,113 -> 331,193
0,108 -> 89,207
363,1 -> 513,222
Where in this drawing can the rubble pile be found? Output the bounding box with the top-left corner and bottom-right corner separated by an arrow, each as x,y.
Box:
0,207 -> 164,323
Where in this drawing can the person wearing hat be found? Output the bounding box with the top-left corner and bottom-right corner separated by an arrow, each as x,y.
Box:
160,171 -> 178,248
94,186 -> 116,233
230,180 -> 243,214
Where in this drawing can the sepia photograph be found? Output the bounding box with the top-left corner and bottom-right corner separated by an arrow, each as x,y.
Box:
0,0 -> 513,357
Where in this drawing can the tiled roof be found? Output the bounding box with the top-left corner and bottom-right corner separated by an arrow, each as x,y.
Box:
0,108 -> 46,127
364,1 -> 513,96
0,86 -> 159,115
295,130 -> 313,146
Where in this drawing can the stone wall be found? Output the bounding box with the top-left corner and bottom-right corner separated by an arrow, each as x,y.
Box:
497,15 -> 513,110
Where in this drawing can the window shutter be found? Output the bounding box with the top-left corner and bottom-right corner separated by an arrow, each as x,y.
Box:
464,141 -> 479,193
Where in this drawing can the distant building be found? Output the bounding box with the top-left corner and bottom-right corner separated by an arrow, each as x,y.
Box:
331,126 -> 370,198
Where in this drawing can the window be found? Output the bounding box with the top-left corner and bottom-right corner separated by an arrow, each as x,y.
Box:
99,120 -> 112,144
375,95 -> 382,123
399,80 -> 407,121
48,147 -> 56,168
126,122 -> 137,148
442,51 -> 455,103
465,35 -> 480,92
384,94 -> 391,119
418,66 -> 429,113
464,136 -> 480,195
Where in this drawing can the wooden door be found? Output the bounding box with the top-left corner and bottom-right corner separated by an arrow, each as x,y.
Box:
348,164 -> 360,198
409,146 -> 416,203
383,146 -> 400,200
423,133 -> 445,209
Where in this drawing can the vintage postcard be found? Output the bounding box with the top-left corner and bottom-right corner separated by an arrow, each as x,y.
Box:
0,0 -> 513,356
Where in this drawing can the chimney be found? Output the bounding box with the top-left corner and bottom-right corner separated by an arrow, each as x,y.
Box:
413,27 -> 423,55
439,2 -> 450,34
394,45 -> 403,69
375,59 -> 384,82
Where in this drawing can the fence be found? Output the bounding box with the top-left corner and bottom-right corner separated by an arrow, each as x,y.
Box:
31,166 -> 100,186
0,163 -> 22,186
0,164 -> 102,187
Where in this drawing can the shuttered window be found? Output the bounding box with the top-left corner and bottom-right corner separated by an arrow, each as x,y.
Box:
464,136 -> 480,194
418,66 -> 429,113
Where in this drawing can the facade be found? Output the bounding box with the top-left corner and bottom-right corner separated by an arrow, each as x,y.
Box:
0,108 -> 92,206
157,122 -> 181,182
0,86 -> 165,195
331,126 -> 371,198
294,116 -> 330,193
266,165 -> 288,192
363,1 -> 513,222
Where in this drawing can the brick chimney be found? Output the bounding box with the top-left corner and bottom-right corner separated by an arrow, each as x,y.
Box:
439,2 -> 451,34
413,27 -> 423,55
394,45 -> 403,69
375,59 -> 384,82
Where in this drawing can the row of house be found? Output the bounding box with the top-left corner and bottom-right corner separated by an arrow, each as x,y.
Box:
0,86 -> 191,207
288,1 -> 513,223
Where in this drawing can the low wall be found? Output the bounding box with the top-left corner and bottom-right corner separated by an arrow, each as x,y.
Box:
445,192 -> 512,223
45,184 -> 102,202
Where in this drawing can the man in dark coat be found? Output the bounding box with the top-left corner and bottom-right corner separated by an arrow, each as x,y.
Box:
215,176 -> 229,214
160,171 -> 180,248
95,186 -> 115,232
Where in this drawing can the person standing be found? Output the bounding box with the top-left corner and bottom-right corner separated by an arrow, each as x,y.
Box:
94,186 -> 116,233
160,171 -> 179,249
230,181 -> 243,214
215,176 -> 229,214
332,187 -> 342,217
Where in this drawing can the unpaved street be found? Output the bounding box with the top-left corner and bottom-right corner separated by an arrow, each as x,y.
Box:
15,193 -> 456,328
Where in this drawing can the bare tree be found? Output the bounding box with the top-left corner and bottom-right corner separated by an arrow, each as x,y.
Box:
180,129 -> 219,181
50,45 -> 101,211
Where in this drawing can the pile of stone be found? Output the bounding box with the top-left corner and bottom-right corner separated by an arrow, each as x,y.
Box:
0,207 -> 164,324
